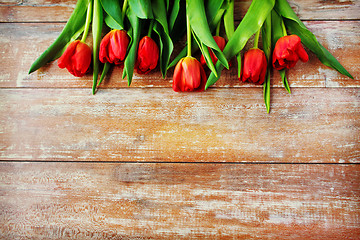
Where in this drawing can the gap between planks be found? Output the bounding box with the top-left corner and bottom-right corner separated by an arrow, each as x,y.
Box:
0,160 -> 359,165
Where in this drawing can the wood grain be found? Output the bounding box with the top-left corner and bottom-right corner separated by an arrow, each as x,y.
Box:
1,0 -> 359,22
0,1 -> 359,238
0,21 -> 358,89
1,88 -> 359,162
0,162 -> 359,239
234,0 -> 360,21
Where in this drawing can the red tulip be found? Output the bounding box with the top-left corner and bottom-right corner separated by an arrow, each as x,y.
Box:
57,40 -> 92,77
99,29 -> 130,65
241,48 -> 267,84
272,35 -> 309,70
173,56 -> 207,92
200,36 -> 226,66
136,36 -> 159,74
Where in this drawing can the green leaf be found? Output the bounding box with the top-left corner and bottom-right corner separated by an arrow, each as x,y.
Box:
153,21 -> 174,78
206,0 -> 227,31
97,62 -> 111,87
123,7 -> 141,86
186,0 -> 229,69
104,14 -> 123,30
151,0 -> 173,77
165,0 -> 169,11
128,0 -> 153,19
100,0 -> 124,29
169,0 -> 186,43
206,0 -> 225,21
28,0 -> 90,74
168,0 -> 181,32
92,0 -> 103,95
271,9 -> 284,46
152,0 -> 168,33
262,13 -> 272,113
263,69 -> 271,113
206,0 -> 275,89
275,0 -> 353,79
192,30 -> 217,77
223,0 -> 242,78
223,0 -> 234,40
280,69 -> 291,94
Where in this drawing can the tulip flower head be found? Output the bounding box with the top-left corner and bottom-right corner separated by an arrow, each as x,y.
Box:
136,36 -> 159,74
57,40 -> 92,77
173,56 -> 207,92
272,35 -> 309,70
99,29 -> 130,65
200,36 -> 226,67
241,48 -> 267,84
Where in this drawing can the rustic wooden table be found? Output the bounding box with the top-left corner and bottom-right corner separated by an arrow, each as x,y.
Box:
1,0 -> 359,239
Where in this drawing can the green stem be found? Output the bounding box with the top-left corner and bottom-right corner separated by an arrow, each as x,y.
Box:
81,1 -> 93,42
253,29 -> 260,49
186,10 -> 191,57
215,20 -> 221,36
122,0 -> 128,22
92,0 -> 103,95
281,18 -> 287,36
147,19 -> 154,37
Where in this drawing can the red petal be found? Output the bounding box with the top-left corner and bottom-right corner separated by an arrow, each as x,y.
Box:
58,40 -> 79,68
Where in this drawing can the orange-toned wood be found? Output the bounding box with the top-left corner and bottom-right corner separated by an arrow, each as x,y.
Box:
0,162 -> 359,239
234,0 -> 360,21
0,21 -> 358,89
1,88 -> 359,162
0,1 -> 359,238
1,0 -> 359,22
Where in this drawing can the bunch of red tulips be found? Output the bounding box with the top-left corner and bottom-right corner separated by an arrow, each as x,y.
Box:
29,0 -> 352,112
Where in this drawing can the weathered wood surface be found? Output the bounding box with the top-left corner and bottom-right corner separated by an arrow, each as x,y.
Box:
1,163 -> 359,239
1,88 -> 359,162
1,0 -> 359,22
0,21 -> 359,88
0,0 -> 359,239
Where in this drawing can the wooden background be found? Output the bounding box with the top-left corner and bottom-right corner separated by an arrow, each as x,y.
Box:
0,0 -> 359,239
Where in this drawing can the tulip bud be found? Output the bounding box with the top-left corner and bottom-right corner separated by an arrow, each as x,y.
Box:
272,35 -> 309,70
58,40 -> 92,77
173,56 -> 207,92
200,36 -> 226,67
241,48 -> 267,84
136,36 -> 159,74
99,29 -> 130,65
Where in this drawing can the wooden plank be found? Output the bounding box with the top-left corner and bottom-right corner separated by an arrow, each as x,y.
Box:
0,0 -> 359,22
0,88 -> 359,162
0,162 -> 359,239
0,5 -> 76,22
234,0 -> 360,21
0,21 -> 359,89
